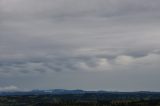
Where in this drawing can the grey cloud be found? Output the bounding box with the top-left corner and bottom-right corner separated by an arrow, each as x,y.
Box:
0,49 -> 160,75
1,0 -> 160,90
0,85 -> 19,92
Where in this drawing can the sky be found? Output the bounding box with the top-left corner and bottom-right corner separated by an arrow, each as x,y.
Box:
0,0 -> 160,91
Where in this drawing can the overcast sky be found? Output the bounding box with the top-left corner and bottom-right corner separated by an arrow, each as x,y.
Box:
0,0 -> 160,91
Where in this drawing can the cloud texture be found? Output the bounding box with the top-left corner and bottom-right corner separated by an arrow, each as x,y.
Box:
0,0 -> 160,91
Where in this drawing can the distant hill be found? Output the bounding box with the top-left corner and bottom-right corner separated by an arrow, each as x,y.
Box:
0,89 -> 160,96
0,89 -> 85,96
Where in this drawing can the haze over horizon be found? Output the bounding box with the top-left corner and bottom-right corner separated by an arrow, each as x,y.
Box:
0,0 -> 160,91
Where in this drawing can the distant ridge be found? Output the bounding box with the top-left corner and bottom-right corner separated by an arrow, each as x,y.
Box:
0,89 -> 160,96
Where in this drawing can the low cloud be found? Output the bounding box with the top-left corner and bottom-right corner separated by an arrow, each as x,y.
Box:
0,48 -> 160,75
0,85 -> 19,92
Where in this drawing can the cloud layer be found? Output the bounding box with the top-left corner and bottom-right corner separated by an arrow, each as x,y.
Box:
0,0 -> 160,90
0,85 -> 19,92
